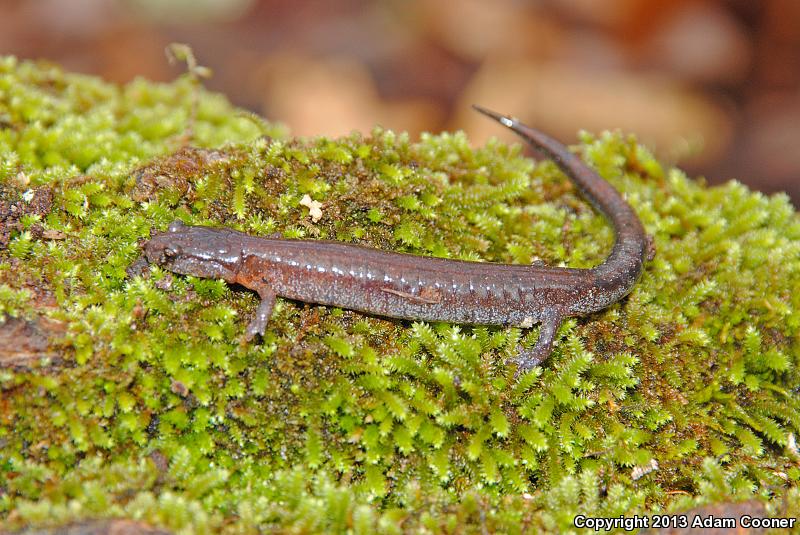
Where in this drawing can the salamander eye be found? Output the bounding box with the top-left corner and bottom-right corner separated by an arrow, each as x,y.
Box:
163,245 -> 182,258
168,220 -> 186,233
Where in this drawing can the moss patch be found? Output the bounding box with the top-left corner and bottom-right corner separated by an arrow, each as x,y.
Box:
1,57 -> 799,534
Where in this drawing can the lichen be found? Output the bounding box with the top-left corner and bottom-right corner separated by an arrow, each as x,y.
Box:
1,57 -> 799,534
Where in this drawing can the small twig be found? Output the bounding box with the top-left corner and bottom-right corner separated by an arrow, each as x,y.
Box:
165,43 -> 212,145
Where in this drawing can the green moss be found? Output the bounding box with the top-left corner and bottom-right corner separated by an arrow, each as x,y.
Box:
1,57 -> 799,533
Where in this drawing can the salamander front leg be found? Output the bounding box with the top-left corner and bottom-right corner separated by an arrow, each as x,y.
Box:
514,312 -> 562,374
245,286 -> 277,341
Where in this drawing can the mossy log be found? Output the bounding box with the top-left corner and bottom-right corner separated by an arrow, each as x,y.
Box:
1,57 -> 799,534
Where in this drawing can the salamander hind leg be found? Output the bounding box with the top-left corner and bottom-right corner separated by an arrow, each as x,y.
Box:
245,286 -> 277,341
513,312 -> 562,375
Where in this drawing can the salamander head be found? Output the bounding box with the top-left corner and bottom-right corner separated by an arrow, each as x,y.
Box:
144,220 -> 243,282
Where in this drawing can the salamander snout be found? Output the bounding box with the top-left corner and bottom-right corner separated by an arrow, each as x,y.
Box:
143,220 -> 187,265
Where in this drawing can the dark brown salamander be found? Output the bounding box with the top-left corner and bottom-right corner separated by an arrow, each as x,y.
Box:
144,106 -> 649,371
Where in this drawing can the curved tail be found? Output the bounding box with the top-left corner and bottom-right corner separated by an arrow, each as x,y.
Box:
473,105 -> 648,308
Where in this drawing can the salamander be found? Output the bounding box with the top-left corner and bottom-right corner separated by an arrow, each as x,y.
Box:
143,106 -> 649,372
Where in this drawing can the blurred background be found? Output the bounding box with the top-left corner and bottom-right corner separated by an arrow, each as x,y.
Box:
1,0 -> 798,205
